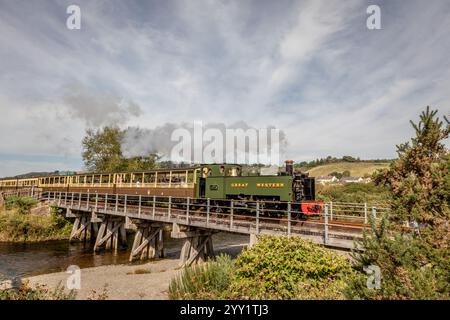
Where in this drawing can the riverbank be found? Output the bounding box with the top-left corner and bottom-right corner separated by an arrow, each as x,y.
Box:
22,233 -> 249,300
0,203 -> 72,242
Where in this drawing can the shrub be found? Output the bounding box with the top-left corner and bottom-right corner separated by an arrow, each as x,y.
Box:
227,236 -> 352,300
0,281 -> 76,300
169,254 -> 234,300
346,107 -> 450,300
4,196 -> 38,214
317,183 -> 390,204
0,209 -> 72,241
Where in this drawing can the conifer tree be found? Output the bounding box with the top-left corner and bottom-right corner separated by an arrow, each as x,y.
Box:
346,107 -> 449,299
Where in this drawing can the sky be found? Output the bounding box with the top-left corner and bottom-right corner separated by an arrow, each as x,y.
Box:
0,0 -> 449,177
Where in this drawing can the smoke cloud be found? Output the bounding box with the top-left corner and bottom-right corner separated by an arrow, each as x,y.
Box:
121,121 -> 288,165
62,84 -> 142,127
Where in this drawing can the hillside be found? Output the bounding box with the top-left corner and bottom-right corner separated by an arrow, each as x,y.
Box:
306,161 -> 390,177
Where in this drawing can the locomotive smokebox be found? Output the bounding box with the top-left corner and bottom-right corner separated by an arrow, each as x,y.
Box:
285,160 -> 294,176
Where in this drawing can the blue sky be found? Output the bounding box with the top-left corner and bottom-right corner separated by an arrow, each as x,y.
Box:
0,0 -> 449,176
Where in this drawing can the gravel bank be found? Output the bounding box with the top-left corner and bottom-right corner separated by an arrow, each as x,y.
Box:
24,233 -> 249,300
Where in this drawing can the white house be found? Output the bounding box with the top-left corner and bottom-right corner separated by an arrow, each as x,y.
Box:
340,176 -> 364,183
316,176 -> 339,185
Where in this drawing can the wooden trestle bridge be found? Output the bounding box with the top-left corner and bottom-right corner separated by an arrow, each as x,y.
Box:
0,189 -> 387,267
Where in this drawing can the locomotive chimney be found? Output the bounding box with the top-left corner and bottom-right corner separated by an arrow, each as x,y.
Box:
285,160 -> 294,176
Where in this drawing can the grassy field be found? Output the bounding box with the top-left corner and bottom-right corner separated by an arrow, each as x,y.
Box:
306,161 -> 390,177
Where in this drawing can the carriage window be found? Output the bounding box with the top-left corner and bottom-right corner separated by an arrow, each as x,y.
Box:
187,171 -> 194,183
122,174 -> 131,183
157,173 -> 169,183
132,174 -> 142,183
171,172 -> 181,184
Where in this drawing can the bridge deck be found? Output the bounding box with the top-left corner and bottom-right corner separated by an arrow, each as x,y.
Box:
41,191 -> 370,250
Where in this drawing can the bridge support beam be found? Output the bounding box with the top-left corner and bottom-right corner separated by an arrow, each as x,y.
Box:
172,223 -> 215,267
248,233 -> 258,248
69,211 -> 98,243
129,221 -> 164,262
94,216 -> 127,252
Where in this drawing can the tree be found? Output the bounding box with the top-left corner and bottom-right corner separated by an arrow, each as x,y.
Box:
126,155 -> 159,171
346,107 -> 449,299
342,170 -> 351,177
329,171 -> 343,179
81,126 -> 159,172
82,126 -> 125,172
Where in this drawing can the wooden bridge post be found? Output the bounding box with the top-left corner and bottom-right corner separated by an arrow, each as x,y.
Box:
0,193 -> 4,209
104,194 -> 108,212
324,204 -> 329,245
206,198 -> 210,227
249,233 -> 258,248
186,197 -> 190,224
167,196 -> 172,221
69,213 -> 96,243
287,201 -> 291,237
129,222 -> 164,262
330,201 -> 333,221
152,196 -> 156,219
364,203 -> 368,224
94,216 -> 127,252
256,201 -> 260,234
230,200 -> 234,230
157,229 -> 164,258
138,195 -> 142,216
171,224 -> 214,267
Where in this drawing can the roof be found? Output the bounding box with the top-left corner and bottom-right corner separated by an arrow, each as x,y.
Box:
340,176 -> 363,181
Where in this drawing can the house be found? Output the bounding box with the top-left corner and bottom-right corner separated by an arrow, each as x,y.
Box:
316,176 -> 339,185
340,176 -> 364,183
362,177 -> 372,184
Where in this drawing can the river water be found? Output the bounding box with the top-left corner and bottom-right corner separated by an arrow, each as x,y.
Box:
0,233 -> 185,283
0,232 -> 247,283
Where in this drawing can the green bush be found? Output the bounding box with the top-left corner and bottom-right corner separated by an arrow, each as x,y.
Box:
4,196 -> 38,214
0,209 -> 72,242
227,236 -> 352,300
169,254 -> 234,300
317,183 -> 390,204
346,108 -> 450,300
0,281 -> 76,300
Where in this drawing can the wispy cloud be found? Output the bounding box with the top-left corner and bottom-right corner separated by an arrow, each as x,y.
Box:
0,0 -> 449,176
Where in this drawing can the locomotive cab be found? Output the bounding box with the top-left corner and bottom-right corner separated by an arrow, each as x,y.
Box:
197,164 -> 242,198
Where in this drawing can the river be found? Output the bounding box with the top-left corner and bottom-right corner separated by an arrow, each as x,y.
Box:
0,232 -> 248,284
0,233 -> 182,283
